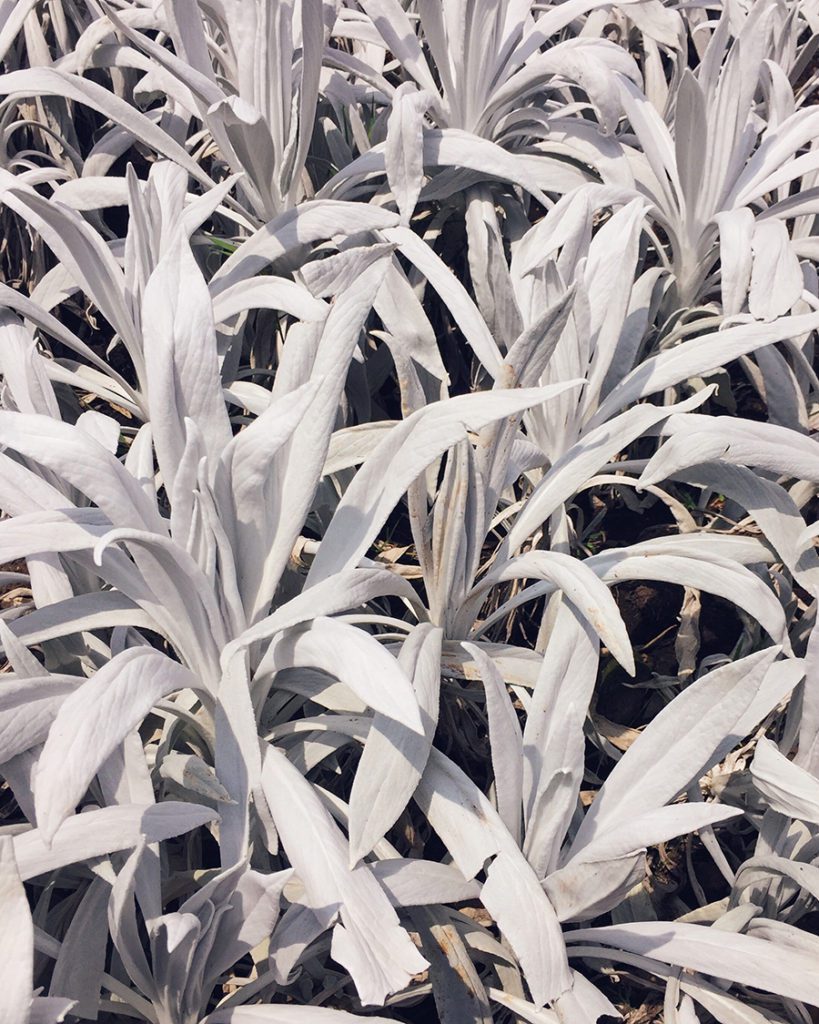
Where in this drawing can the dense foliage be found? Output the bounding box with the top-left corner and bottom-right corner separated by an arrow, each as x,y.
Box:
2,2 -> 819,1022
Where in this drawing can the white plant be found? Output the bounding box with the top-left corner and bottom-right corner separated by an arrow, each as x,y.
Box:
0,2 -> 818,1023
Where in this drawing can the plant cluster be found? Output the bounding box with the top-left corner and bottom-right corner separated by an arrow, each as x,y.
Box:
1,2 -> 819,1023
